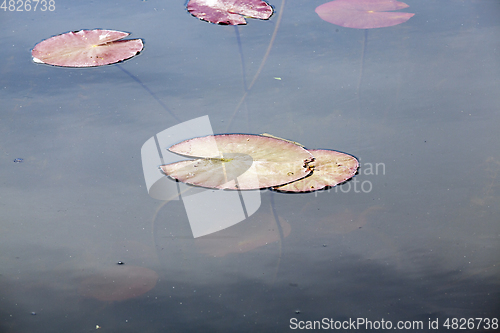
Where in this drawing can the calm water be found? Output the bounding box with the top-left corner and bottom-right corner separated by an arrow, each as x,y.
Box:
1,0 -> 499,332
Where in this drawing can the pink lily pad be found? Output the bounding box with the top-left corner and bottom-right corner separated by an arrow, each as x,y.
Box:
160,134 -> 314,190
32,29 -> 143,67
315,0 -> 414,29
187,0 -> 273,25
79,266 -> 158,302
274,149 -> 359,192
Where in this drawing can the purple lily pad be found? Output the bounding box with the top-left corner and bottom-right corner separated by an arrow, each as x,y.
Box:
187,0 -> 273,25
315,0 -> 414,29
32,29 -> 143,67
160,134 -> 314,190
274,149 -> 359,192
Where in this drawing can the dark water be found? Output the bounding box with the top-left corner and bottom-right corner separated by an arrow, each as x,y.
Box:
1,0 -> 499,332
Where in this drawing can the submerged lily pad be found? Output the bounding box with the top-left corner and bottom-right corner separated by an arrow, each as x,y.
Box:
32,29 -> 143,67
196,211 -> 291,257
160,134 -> 314,190
274,149 -> 359,192
315,0 -> 414,29
79,266 -> 158,302
187,0 -> 273,25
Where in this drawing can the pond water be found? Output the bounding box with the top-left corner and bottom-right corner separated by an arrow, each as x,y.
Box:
1,0 -> 499,332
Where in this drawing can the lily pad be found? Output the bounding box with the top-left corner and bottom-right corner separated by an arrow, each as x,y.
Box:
196,211 -> 291,257
32,29 -> 143,67
160,134 -> 314,190
274,149 -> 359,192
187,0 -> 273,25
315,0 -> 414,29
79,266 -> 158,302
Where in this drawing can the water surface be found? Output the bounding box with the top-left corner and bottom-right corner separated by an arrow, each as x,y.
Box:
1,0 -> 499,331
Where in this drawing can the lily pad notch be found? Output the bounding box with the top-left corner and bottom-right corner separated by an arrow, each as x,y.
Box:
160,134 -> 314,190
32,29 -> 144,67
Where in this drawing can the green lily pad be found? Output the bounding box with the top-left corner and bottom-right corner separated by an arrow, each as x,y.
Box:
160,134 -> 314,190
274,149 -> 359,192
